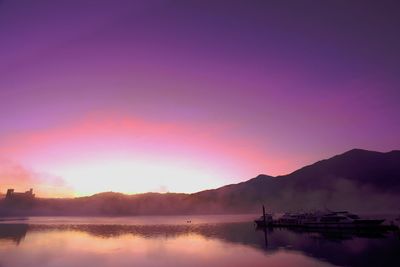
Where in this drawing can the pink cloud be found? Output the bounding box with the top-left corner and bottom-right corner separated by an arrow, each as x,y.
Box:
1,112 -> 270,168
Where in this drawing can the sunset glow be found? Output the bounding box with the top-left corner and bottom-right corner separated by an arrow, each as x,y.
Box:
1,2 -> 400,267
0,114 -> 271,196
1,0 -> 399,197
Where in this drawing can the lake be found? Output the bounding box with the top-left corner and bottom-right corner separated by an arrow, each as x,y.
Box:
0,215 -> 399,267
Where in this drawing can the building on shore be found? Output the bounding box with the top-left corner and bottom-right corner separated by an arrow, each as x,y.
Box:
5,189 -> 35,202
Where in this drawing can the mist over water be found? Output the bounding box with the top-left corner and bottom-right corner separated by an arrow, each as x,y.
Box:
0,215 -> 399,267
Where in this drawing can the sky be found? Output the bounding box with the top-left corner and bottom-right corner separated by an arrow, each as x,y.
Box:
0,0 -> 399,197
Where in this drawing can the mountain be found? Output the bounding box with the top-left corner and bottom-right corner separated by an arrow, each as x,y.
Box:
191,149 -> 400,213
1,149 -> 399,216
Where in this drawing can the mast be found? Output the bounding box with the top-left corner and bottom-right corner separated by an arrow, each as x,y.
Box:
263,205 -> 266,225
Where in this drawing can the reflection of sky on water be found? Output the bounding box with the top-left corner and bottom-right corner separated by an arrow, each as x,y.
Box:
0,218 -> 399,267
0,225 -> 331,267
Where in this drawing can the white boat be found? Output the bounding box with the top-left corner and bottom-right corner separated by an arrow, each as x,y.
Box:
255,210 -> 391,229
274,211 -> 385,228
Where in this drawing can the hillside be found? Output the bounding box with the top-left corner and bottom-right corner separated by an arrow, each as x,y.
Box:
192,149 -> 400,213
1,149 -> 399,215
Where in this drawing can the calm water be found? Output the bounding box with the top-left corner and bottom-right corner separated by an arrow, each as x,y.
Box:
0,215 -> 399,267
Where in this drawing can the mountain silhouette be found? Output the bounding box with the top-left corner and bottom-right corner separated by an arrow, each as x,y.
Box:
1,149 -> 399,215
191,149 -> 400,212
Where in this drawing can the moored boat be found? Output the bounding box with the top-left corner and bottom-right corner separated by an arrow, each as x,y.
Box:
255,210 -> 394,230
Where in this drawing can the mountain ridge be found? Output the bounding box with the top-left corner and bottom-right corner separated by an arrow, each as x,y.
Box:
29,148 -> 400,200
1,148 -> 399,215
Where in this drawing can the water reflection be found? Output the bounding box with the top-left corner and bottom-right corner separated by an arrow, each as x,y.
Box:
0,220 -> 399,267
0,224 -> 28,244
259,227 -> 400,267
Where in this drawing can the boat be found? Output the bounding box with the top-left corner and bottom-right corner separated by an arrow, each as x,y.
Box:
255,210 -> 391,230
274,211 -> 385,229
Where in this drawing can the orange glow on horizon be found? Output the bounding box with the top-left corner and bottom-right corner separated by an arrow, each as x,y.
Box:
0,113 -> 294,197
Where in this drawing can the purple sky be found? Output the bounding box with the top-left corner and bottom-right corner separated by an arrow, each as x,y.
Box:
0,0 -> 399,196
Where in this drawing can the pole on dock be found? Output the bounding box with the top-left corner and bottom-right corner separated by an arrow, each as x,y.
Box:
262,205 -> 266,226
